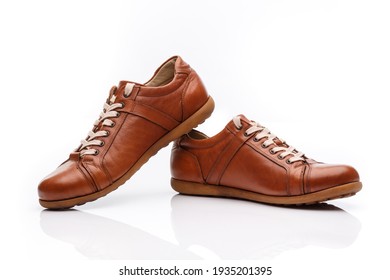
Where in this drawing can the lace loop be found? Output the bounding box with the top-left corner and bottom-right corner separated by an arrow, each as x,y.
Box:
78,101 -> 123,157
233,116 -> 305,163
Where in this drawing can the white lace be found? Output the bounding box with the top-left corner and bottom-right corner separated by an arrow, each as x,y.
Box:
233,116 -> 305,163
78,102 -> 123,156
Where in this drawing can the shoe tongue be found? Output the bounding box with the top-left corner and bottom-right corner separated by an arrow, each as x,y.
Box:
118,80 -> 143,88
106,86 -> 118,105
117,80 -> 131,92
273,137 -> 286,147
235,114 -> 252,125
107,81 -> 141,104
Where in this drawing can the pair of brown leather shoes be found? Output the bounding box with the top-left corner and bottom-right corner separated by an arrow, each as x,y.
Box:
38,56 -> 362,209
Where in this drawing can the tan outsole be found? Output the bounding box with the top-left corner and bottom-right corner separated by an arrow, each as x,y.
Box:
170,178 -> 362,205
39,97 -> 215,209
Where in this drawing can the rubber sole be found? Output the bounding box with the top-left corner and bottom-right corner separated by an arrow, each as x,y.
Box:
39,97 -> 215,209
170,178 -> 362,205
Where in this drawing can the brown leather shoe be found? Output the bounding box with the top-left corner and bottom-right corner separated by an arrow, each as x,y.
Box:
38,56 -> 215,209
170,115 -> 362,205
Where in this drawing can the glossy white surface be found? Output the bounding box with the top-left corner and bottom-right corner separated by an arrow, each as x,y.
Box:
39,196 -> 361,260
1,0 -> 389,279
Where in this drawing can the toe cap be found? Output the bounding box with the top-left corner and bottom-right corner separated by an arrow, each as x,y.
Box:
38,160 -> 95,202
306,163 -> 360,193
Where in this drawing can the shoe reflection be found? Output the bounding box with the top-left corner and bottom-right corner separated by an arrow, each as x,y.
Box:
40,209 -> 200,260
170,195 -> 361,259
40,195 -> 361,260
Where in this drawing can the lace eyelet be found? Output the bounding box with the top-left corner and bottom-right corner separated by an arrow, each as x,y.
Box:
116,112 -> 120,117
99,141 -> 105,147
253,138 -> 260,142
236,125 -> 242,131
269,149 -> 276,154
110,122 -> 116,127
278,155 -> 284,160
104,131 -> 110,136
286,159 -> 292,164
94,150 -> 99,156
244,132 -> 249,137
120,102 -> 125,108
123,93 -> 130,98
261,143 -> 267,148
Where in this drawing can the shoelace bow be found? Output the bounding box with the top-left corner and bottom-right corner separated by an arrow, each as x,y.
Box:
78,97 -> 123,157
233,116 -> 305,163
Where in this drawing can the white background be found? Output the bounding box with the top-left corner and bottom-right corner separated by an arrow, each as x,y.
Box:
1,0 -> 389,279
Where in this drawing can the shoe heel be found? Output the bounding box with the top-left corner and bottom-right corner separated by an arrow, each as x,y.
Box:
168,96 -> 215,141
171,178 -> 220,196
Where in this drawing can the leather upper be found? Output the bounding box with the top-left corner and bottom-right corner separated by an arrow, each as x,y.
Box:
170,115 -> 360,196
39,56 -> 209,201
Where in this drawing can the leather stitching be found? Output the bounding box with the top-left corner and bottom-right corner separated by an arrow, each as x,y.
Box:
121,99 -> 179,130
182,147 -> 205,182
77,161 -> 98,192
100,113 -> 129,184
305,164 -> 312,194
300,165 -> 306,195
180,71 -> 193,121
207,137 -> 244,185
83,162 -> 102,191
206,137 -> 234,183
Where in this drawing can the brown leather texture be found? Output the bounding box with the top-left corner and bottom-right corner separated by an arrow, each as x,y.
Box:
171,115 -> 361,200
38,56 -> 212,208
